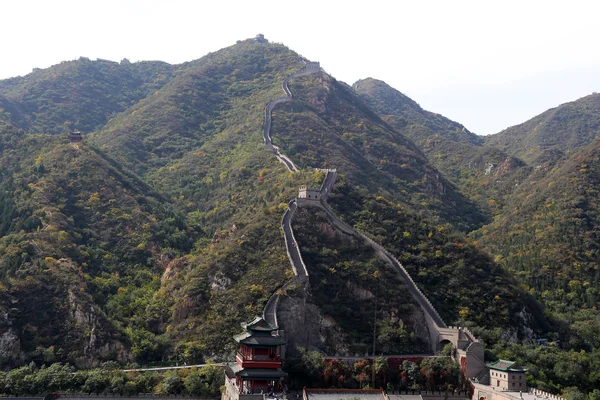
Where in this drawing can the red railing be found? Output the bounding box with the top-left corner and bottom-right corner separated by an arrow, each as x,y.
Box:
236,353 -> 281,368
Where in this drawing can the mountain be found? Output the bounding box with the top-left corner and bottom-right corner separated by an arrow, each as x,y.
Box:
471,94 -> 600,322
469,138 -> 600,395
0,124 -> 194,367
473,138 -> 600,316
273,73 -> 489,231
353,78 -> 482,146
352,78 -> 529,215
0,37 -> 550,376
485,93 -> 600,164
0,58 -> 173,134
349,77 -> 600,394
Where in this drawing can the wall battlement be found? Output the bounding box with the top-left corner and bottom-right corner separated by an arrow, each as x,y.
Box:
529,389 -> 565,400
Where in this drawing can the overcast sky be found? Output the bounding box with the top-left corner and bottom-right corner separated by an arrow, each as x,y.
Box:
1,0 -> 599,134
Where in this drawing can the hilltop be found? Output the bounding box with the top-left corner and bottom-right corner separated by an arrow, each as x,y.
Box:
485,93 -> 600,164
353,78 -> 529,215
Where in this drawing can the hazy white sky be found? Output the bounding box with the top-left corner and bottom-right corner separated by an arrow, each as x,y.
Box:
1,0 -> 599,134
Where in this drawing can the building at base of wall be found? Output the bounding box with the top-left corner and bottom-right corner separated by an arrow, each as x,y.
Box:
486,360 -> 527,391
223,317 -> 287,400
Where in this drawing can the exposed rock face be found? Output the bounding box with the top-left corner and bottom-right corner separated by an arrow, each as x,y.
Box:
67,287 -> 131,367
500,308 -> 536,343
277,281 -> 431,357
305,74 -> 331,113
497,157 -> 513,175
277,285 -> 344,357
210,272 -> 232,292
346,281 -> 374,300
0,328 -> 21,365
161,257 -> 189,283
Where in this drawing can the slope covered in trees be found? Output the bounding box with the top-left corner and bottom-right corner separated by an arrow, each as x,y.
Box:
0,121 -> 205,367
485,93 -> 600,164
0,37 -> 565,393
352,78 -> 530,215
349,77 -> 600,397
473,139 -> 600,317
353,78 -> 481,146
0,58 -> 173,134
272,74 -> 487,231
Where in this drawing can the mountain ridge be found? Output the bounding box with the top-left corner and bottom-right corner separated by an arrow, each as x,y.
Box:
485,92 -> 600,164
2,36 -> 595,395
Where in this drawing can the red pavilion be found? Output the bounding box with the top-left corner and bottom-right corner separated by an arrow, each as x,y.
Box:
224,317 -> 287,396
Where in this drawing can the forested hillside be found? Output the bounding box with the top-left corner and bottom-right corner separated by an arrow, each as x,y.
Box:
273,74 -> 486,231
1,35 -> 595,397
485,93 -> 600,164
352,78 -> 530,215
0,58 -> 173,135
355,78 -> 600,396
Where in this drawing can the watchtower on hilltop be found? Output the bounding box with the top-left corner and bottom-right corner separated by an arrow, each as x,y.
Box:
69,130 -> 83,143
297,186 -> 321,207
254,33 -> 267,43
305,61 -> 320,71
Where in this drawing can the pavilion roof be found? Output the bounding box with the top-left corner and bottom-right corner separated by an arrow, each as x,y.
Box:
487,359 -> 528,372
233,331 -> 285,346
241,316 -> 278,332
230,363 -> 288,379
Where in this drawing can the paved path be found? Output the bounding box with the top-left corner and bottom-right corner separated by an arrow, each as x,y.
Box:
122,363 -> 225,372
263,200 -> 309,328
324,354 -> 442,360
282,201 -> 308,277
319,170 -> 337,201
261,61 -> 320,327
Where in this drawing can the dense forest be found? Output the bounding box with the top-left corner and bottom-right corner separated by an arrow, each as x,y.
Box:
0,36 -> 599,398
355,79 -> 600,397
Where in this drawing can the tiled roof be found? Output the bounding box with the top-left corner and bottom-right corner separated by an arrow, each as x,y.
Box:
233,331 -> 285,346
487,359 -> 528,372
230,363 -> 288,379
242,316 -> 278,332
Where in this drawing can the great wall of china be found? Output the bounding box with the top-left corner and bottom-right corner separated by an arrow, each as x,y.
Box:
258,57 -> 565,400
260,57 -> 488,383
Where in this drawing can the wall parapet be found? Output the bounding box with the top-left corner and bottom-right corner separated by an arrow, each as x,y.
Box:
318,202 -> 447,333
286,201 -> 309,276
529,389 -> 565,400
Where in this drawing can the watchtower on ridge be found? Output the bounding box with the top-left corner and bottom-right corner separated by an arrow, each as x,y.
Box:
297,186 -> 321,207
69,130 -> 83,143
305,61 -> 320,72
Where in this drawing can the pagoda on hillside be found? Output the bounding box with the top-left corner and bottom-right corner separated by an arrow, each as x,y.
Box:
69,129 -> 83,143
223,317 -> 287,398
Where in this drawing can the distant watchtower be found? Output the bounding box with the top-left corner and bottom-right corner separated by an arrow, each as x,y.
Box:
69,130 -> 83,143
297,186 -> 321,207
254,33 -> 267,43
305,61 -> 320,72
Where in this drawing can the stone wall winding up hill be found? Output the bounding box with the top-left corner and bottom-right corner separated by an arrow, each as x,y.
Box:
260,59 -> 484,374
